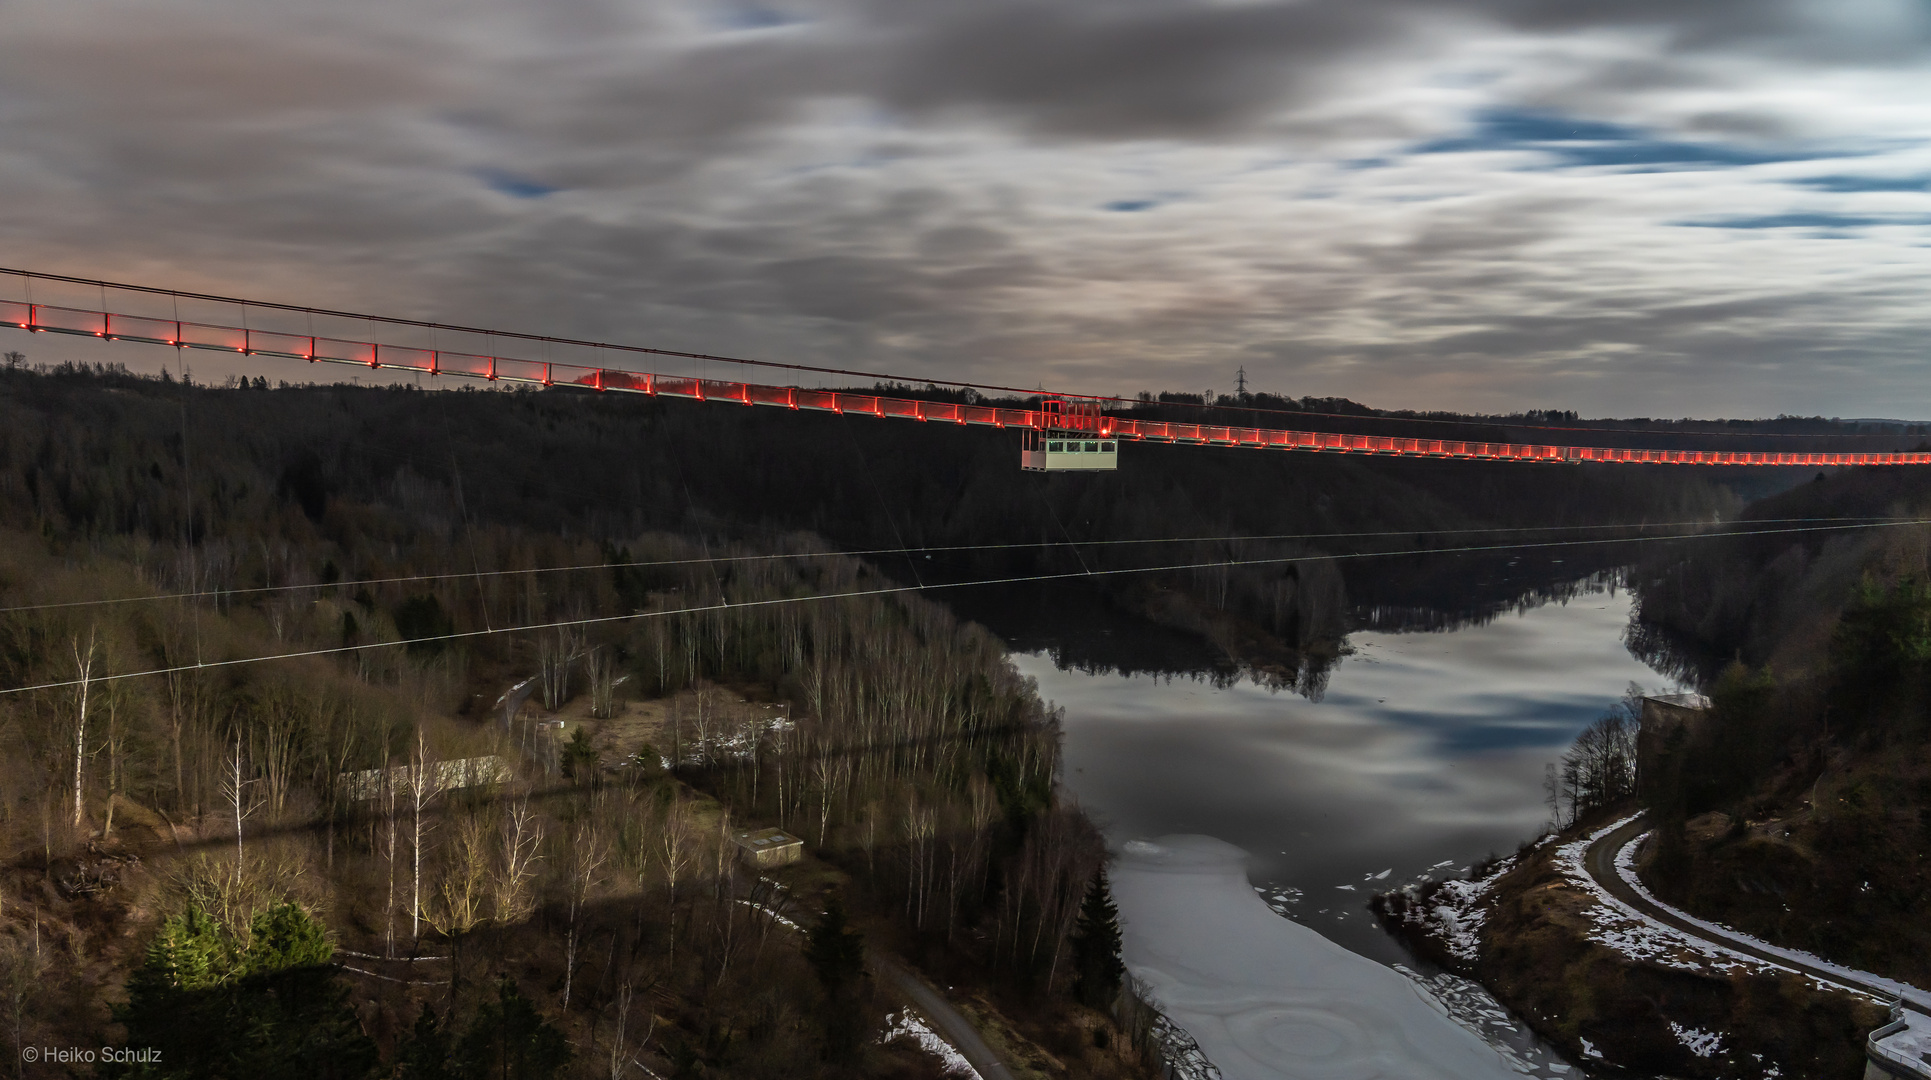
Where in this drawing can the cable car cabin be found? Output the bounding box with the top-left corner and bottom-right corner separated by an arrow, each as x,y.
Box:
1021,397 -> 1119,472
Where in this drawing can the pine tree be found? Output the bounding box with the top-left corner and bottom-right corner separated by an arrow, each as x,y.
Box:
454,978 -> 572,1080
115,901 -> 377,1079
1070,870 -> 1124,1010
805,893 -> 865,994
393,1005 -> 453,1080
561,727 -> 601,782
804,892 -> 870,1062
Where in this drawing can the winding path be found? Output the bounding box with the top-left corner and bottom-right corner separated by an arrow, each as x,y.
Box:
1584,817 -> 1930,1011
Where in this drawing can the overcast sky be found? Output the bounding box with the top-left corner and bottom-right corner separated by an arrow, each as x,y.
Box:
3,0 -> 1929,417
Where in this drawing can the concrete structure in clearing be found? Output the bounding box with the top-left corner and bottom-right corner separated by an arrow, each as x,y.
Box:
342,755 -> 512,801
732,827 -> 804,870
1635,692 -> 1712,801
1868,1007 -> 1931,1079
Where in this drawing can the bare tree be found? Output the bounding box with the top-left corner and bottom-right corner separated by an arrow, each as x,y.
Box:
252,689 -> 301,823
539,628 -> 581,711
605,982 -> 656,1080
813,754 -> 838,848
408,730 -> 444,946
101,690 -> 125,838
561,816 -> 609,1010
70,632 -> 97,829
655,795 -> 698,970
383,752 -> 401,959
587,646 -> 619,719
495,794 -> 545,925
433,810 -> 492,936
220,732 -> 264,882
2,910 -> 47,1076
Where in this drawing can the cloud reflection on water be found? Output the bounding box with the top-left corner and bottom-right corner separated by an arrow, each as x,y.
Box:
1017,586 -> 1681,964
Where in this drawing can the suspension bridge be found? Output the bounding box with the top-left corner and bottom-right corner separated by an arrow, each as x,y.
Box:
4,268 -> 1928,470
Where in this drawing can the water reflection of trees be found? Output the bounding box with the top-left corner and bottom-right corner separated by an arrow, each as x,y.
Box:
1354,568 -> 1629,635
1621,617 -> 1721,688
1003,560 -> 1643,701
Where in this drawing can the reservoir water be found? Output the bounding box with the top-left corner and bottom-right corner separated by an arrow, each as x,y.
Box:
969,574 -> 1683,1077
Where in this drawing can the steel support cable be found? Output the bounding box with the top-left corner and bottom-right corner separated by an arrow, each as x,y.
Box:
2,518 -> 1921,696
0,516 -> 1904,618
3,267 -> 1922,446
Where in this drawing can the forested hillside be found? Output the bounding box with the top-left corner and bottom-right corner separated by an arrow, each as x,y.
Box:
0,362 -> 1757,690
1627,466 -> 1931,985
0,360 -> 1857,1077
0,363 -> 1171,1078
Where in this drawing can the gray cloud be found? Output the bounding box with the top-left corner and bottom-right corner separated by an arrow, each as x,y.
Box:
1,0 -> 1929,417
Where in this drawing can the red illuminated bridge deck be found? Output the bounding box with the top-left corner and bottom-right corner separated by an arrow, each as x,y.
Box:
4,298 -> 1925,469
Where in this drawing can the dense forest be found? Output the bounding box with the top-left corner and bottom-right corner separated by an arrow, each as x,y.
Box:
0,358 -> 1895,1078
0,362 -> 1174,1079
0,360 -> 1776,688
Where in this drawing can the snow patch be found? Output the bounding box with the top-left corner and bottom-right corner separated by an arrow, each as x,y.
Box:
733,899 -> 801,932
1384,853 -> 1522,964
880,1010 -> 980,1078
1668,1021 -> 1723,1058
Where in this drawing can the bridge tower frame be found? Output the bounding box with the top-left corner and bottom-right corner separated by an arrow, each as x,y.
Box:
1021,396 -> 1119,472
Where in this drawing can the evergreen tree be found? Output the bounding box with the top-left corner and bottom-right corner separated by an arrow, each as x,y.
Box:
1070,870 -> 1124,1010
804,893 -> 865,994
560,727 -> 601,783
393,1005 -> 454,1080
804,892 -> 869,1061
454,977 -> 572,1080
115,901 -> 377,1080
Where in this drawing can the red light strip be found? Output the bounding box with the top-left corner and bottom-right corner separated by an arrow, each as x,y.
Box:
5,299 -> 1928,467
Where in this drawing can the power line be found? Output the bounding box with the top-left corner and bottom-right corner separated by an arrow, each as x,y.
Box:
0,516 -> 1901,618
3,518 -> 1918,696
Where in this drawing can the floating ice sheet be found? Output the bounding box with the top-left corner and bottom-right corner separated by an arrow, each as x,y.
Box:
1112,835 -> 1518,1080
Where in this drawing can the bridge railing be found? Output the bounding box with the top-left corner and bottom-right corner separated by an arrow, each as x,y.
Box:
5,297 -> 1930,468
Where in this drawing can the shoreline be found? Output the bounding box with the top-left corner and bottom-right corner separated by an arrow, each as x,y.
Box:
1373,810 -> 1888,1078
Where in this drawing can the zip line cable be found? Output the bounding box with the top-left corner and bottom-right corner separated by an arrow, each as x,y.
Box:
2,518 -> 1920,696
0,516 -> 1906,618
5,266 -> 1921,444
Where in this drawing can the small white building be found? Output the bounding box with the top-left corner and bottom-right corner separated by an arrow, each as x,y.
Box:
731,827 -> 804,870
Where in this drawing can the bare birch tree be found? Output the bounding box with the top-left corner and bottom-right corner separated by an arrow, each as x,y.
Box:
605,982 -> 655,1080
220,732 -> 264,884
655,796 -> 698,970
70,632 -> 97,829
408,730 -> 444,946
494,794 -> 545,925
561,817 -> 609,1010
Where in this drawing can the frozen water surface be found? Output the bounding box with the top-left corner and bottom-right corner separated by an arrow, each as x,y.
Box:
1113,836 -> 1516,1080
1014,584 -> 1678,1075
